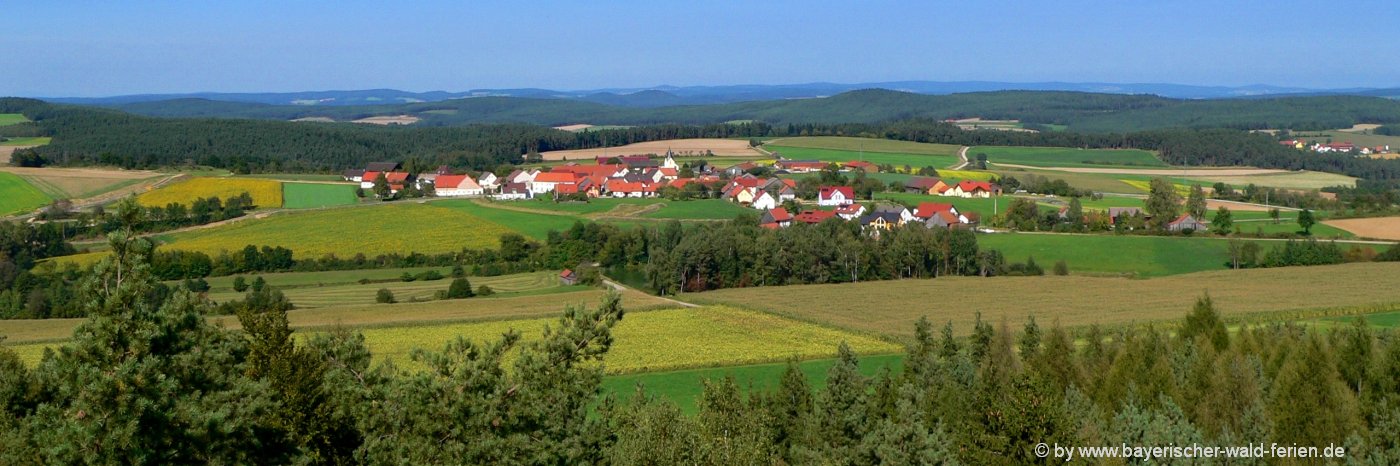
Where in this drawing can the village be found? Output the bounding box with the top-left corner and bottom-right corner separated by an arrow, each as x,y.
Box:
339,151 -> 1002,232
1278,138 -> 1392,155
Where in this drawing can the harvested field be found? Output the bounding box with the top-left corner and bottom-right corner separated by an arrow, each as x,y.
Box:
0,166 -> 162,200
553,124 -> 593,131
352,115 -> 420,125
1191,172 -> 1358,190
682,262 -> 1400,341
0,288 -> 672,350
538,138 -> 762,161
765,136 -> 960,156
291,117 -> 336,123
975,146 -> 1167,168
137,177 -> 283,208
1324,217 -> 1400,240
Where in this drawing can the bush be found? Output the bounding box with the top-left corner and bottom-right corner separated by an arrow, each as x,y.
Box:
400,272 -> 416,282
417,270 -> 444,281
1053,260 -> 1069,276
476,285 -> 495,296
445,278 -> 474,299
451,265 -> 466,278
184,278 -> 210,292
231,276 -> 248,292
376,288 -> 396,304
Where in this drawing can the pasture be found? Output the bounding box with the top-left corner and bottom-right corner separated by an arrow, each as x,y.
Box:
349,305 -> 901,374
0,172 -> 51,216
682,261 -> 1400,340
281,182 -> 359,209
0,114 -> 28,126
137,177 -> 283,208
160,203 -> 514,258
765,146 -> 959,170
642,199 -> 754,220
764,136 -> 960,156
207,271 -> 573,308
434,199 -> 584,240
0,137 -> 51,146
977,233 -> 1253,277
976,146 -> 1166,168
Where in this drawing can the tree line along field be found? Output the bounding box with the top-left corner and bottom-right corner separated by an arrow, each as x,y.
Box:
204,270 -> 576,308
975,145 -> 1167,168
0,172 -> 52,216
158,203 -> 515,259
682,261 -> 1400,342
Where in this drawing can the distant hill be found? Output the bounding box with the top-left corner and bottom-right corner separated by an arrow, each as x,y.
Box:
87,89 -> 1400,133
40,80 -> 1400,109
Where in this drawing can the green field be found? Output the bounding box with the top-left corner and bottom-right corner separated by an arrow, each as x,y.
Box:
1315,310 -> 1400,329
241,173 -> 348,182
0,114 -> 28,126
0,172 -> 52,216
161,203 -> 515,258
281,182 -> 360,208
0,137 -> 51,146
603,353 -> 904,415
979,233 -> 1243,277
765,146 -> 959,170
434,200 -> 584,240
500,197 -> 661,216
643,199 -> 754,220
766,136 -> 960,156
873,192 -> 1032,218
1189,171 -> 1358,190
976,146 -> 1166,168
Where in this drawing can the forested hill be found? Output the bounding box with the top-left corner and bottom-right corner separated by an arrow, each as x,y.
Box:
98,89 -> 1400,133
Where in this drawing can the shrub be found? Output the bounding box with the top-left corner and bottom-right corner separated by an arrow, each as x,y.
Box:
376,288 -> 396,304
400,272 -> 416,282
1053,260 -> 1069,276
446,278 -> 474,299
451,265 -> 466,278
417,270 -> 444,281
476,285 -> 495,296
232,276 -> 248,292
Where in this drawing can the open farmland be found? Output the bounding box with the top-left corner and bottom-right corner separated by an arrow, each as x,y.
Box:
137,177 -> 283,208
0,114 -> 28,126
765,136 -> 960,156
766,146 -> 959,169
1189,171 -> 1357,190
434,199 -> 584,240
976,146 -> 1167,168
683,261 -> 1400,341
538,138 -> 762,161
973,233 -> 1373,277
353,115 -> 420,125
348,305 -> 901,373
640,199 -> 753,220
0,166 -> 163,200
281,182 -> 359,208
1324,216 -> 1400,240
160,203 -> 514,258
0,172 -> 51,216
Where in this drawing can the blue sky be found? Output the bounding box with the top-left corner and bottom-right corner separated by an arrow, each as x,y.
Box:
3,0 -> 1397,96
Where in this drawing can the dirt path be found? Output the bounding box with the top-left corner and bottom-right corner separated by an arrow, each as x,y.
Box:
991,163 -> 1290,176
950,146 -> 970,170
467,198 -> 577,216
601,278 -> 697,308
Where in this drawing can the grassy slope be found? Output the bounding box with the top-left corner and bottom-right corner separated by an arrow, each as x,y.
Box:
160,203 -> 514,258
975,146 -> 1166,168
0,114 -> 28,126
683,262 -> 1400,341
766,146 -> 959,169
0,137 -> 52,146
433,199 -> 584,240
642,200 -> 755,220
0,172 -> 51,215
281,182 -> 359,209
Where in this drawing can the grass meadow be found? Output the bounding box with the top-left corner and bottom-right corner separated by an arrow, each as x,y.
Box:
976,146 -> 1166,168
765,136 -> 961,156
0,172 -> 51,215
766,146 -> 959,169
206,271 -> 573,307
160,203 -> 513,258
0,137 -> 51,146
137,177 -> 284,208
0,114 -> 28,126
281,182 -> 359,209
683,261 -> 1400,341
433,199 -> 584,240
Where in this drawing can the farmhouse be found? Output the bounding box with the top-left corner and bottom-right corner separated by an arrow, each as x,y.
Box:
1108,207 -> 1145,224
905,177 -> 948,195
495,183 -> 533,200
760,207 -> 793,228
818,186 -> 855,206
943,181 -> 995,198
360,171 -> 412,191
724,162 -> 759,177
794,210 -> 838,224
433,174 -> 484,197
914,202 -> 969,226
365,161 -> 400,173
529,171 -> 579,194
843,161 -> 878,172
342,169 -> 365,182
1166,214 -> 1208,232
606,180 -> 658,198
778,160 -> 829,173
835,204 -> 866,220
752,191 -> 778,210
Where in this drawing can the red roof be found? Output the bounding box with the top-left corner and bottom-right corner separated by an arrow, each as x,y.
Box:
556,183 -> 581,194
844,161 -> 877,170
915,202 -> 956,219
555,164 -> 622,177
606,180 -> 655,193
819,186 -> 855,200
768,207 -> 793,222
560,269 -> 575,278
731,177 -> 763,188
794,210 -> 837,224
957,180 -> 992,192
435,174 -> 468,189
659,168 -> 678,177
385,172 -> 410,183
669,178 -> 695,189
534,172 -> 578,183
362,171 -> 381,181
936,211 -> 960,224
782,160 -> 828,169
835,204 -> 863,215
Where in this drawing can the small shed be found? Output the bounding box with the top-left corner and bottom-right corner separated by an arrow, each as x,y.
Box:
560,269 -> 578,286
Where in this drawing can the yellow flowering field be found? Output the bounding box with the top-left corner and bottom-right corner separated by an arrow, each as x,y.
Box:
161,203 -> 515,259
353,305 -> 902,374
137,177 -> 283,208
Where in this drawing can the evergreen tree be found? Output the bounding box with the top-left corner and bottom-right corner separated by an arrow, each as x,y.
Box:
445,277 -> 474,299
1180,294 -> 1229,351
232,275 -> 248,292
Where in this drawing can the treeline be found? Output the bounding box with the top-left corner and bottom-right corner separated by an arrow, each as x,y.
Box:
5,240 -> 1400,463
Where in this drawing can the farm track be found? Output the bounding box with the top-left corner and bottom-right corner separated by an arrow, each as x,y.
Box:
602,278 -> 697,308
467,198 -> 576,216
951,146 -> 970,170
1012,230 -> 1396,245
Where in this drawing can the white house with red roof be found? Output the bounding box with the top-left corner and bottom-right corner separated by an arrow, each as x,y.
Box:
914,202 -> 969,226
835,203 -> 866,220
434,174 -> 484,197
760,207 -> 793,228
817,186 -> 855,206
943,180 -> 995,198
529,171 -> 578,194
752,191 -> 778,210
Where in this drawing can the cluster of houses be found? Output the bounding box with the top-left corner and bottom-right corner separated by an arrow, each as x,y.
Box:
342,155 -> 692,201
1280,139 -> 1392,155
757,201 -> 976,231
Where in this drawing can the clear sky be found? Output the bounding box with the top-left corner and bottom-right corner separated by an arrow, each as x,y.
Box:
4,0 -> 1398,96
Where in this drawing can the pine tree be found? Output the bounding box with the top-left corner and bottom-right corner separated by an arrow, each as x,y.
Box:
445,277 -> 474,299
812,343 -> 868,461
1180,294 -> 1229,351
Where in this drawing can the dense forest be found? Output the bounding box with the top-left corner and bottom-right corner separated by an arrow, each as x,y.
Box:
3,237 -> 1400,463
95,89 -> 1400,133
